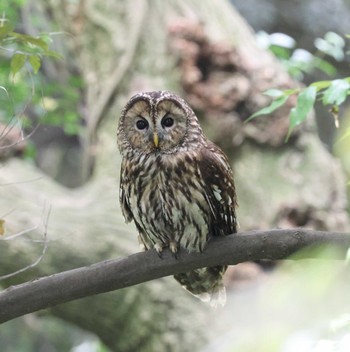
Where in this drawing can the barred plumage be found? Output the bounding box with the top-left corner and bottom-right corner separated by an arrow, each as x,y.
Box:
117,91 -> 237,306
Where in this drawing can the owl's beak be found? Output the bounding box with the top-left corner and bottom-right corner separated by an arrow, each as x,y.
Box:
153,132 -> 159,148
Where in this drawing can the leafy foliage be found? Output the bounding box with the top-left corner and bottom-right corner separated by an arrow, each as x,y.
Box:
248,78 -> 350,140
250,32 -> 350,140
286,86 -> 317,140
247,91 -> 289,121
257,31 -> 345,80
0,13 -> 83,138
0,20 -> 62,78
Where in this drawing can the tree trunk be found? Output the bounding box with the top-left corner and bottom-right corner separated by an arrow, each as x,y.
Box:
1,0 -> 348,350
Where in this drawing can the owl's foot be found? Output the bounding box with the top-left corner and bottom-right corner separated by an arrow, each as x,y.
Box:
137,235 -> 147,252
139,243 -> 147,252
169,241 -> 179,259
154,242 -> 164,258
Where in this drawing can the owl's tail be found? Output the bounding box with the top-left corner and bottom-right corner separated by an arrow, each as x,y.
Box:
174,265 -> 227,307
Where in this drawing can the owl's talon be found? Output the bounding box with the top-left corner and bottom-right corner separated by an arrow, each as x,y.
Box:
139,243 -> 147,252
138,235 -> 147,252
169,241 -> 179,259
154,243 -> 164,258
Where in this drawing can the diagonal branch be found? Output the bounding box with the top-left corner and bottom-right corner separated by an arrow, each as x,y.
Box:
1,228 -> 349,324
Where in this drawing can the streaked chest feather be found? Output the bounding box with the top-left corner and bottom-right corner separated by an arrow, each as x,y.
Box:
126,152 -> 210,251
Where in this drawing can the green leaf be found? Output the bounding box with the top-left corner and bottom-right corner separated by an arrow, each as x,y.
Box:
10,53 -> 27,76
264,88 -> 299,98
322,79 -> 350,106
0,23 -> 14,39
313,58 -> 337,76
10,32 -> 49,50
269,45 -> 291,60
264,89 -> 284,98
24,36 -> 49,50
310,80 -> 332,90
314,32 -> 345,61
282,88 -> 300,96
286,86 -> 317,141
28,55 -> 41,74
43,50 -> 63,60
246,95 -> 289,122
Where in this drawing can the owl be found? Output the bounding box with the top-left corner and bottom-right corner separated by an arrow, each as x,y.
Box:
117,91 -> 237,306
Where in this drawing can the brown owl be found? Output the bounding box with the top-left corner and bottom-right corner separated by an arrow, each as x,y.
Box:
117,91 -> 237,306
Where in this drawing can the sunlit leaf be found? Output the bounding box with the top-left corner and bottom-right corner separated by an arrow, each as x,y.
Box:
269,33 -> 296,48
28,54 -> 41,74
286,86 -> 317,140
10,53 -> 27,76
41,96 -> 59,111
322,79 -> 350,106
314,32 -> 345,61
264,89 -> 284,98
264,88 -> 299,98
310,80 -> 332,90
246,95 -> 289,122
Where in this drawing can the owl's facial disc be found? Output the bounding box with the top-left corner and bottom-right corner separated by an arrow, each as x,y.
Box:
121,98 -> 188,153
122,100 -> 155,152
155,100 -> 187,151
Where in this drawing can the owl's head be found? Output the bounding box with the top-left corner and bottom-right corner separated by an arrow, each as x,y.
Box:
117,91 -> 203,155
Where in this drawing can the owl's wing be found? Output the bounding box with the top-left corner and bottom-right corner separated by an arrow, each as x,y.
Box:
119,158 -> 133,223
199,142 -> 237,237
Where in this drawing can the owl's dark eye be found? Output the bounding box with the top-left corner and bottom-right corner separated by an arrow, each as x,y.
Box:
136,119 -> 149,130
161,115 -> 174,128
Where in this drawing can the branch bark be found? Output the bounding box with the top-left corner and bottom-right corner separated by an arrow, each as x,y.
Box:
1,228 -> 349,324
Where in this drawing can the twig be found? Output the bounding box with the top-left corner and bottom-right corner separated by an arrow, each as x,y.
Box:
0,228 -> 349,324
0,204 -> 51,280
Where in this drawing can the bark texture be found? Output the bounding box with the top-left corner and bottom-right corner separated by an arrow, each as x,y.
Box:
1,229 -> 350,324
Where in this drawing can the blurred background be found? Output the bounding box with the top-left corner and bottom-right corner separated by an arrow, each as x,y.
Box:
0,0 -> 350,351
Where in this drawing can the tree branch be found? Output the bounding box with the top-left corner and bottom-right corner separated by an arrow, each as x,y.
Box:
1,228 -> 349,324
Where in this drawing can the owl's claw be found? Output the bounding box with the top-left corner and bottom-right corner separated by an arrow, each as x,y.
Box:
169,241 -> 179,259
154,243 -> 164,259
138,235 -> 147,252
139,243 -> 147,252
